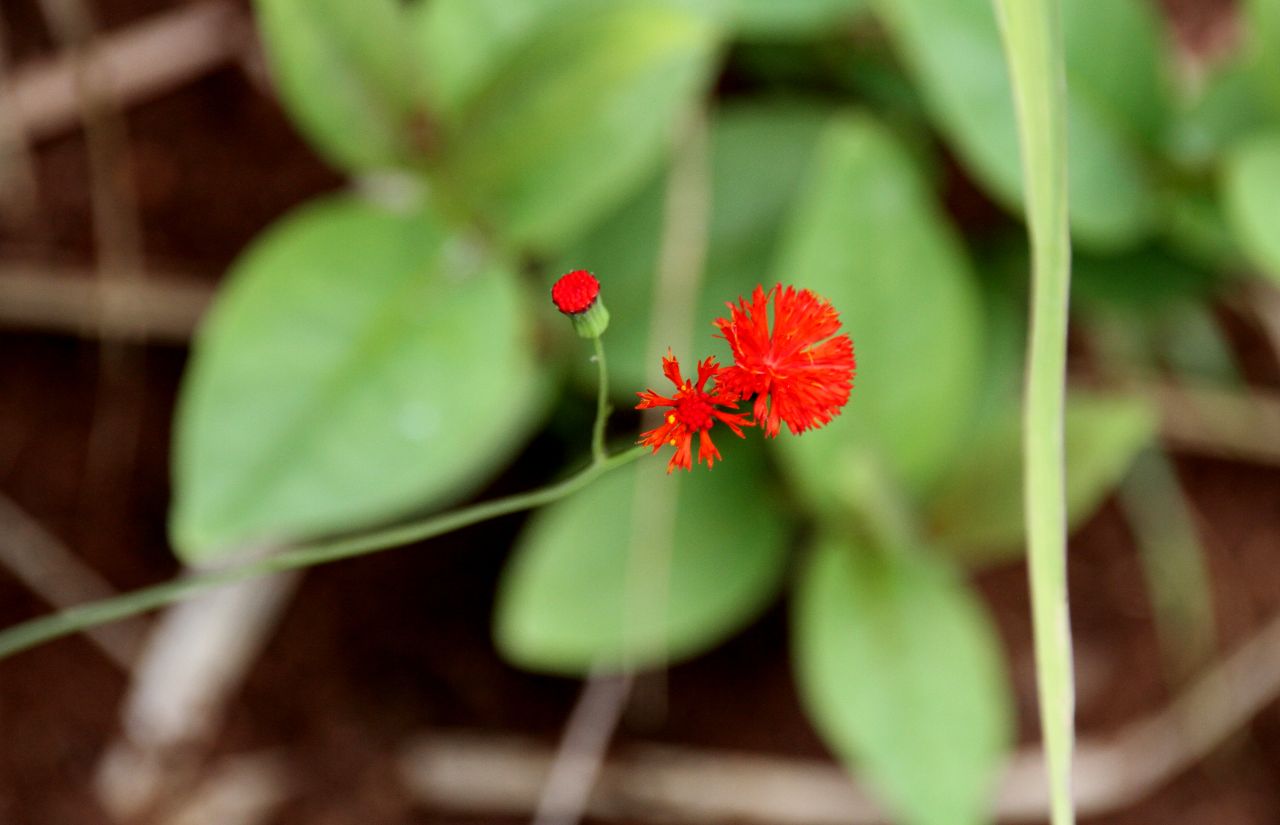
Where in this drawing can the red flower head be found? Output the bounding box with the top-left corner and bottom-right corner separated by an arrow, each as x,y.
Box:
552,270 -> 610,338
636,352 -> 751,473
551,269 -> 600,314
714,284 -> 855,437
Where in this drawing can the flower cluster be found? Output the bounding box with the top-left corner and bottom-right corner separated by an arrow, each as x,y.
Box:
638,283 -> 856,473
550,273 -> 856,474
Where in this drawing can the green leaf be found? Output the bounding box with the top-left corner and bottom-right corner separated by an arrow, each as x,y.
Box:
1061,0 -> 1169,150
1167,64 -> 1279,171
873,0 -> 1162,249
439,2 -> 722,252
793,538 -> 1011,825
1223,132 -> 1280,285
927,393 -> 1158,561
254,0 -> 421,173
732,0 -> 865,38
171,194 -> 543,562
555,100 -> 833,394
413,0 -> 580,120
495,442 -> 789,674
771,115 -> 982,503
1072,247 -> 1219,314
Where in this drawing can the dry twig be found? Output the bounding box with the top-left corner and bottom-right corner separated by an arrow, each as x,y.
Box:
0,493 -> 146,669
0,263 -> 211,342
6,1 -> 246,143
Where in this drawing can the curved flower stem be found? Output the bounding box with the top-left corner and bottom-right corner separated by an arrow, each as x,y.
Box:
0,331 -> 641,662
0,445 -> 647,662
591,334 -> 611,463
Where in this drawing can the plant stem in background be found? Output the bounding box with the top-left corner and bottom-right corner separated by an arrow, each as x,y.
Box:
993,1 -> 1076,824
592,334 -> 611,462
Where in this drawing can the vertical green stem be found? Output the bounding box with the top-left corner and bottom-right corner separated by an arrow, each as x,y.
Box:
591,334 -> 611,462
993,1 -> 1075,824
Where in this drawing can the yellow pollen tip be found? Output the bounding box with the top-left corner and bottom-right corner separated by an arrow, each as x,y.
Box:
666,413 -> 676,424
668,439 -> 677,446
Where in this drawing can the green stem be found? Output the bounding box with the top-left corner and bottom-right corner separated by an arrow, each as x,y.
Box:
0,330 -> 641,663
993,1 -> 1075,824
0,446 -> 647,662
591,335 -> 611,462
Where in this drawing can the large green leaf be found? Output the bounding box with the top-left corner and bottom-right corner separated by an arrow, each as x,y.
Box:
732,0 -> 865,38
873,0 -> 1163,248
1061,0 -> 1169,150
927,393 -> 1157,561
554,100 -> 833,394
494,441 -> 789,674
438,2 -> 722,252
254,0 -> 421,173
771,115 -> 982,503
171,194 -> 543,561
413,0 -> 580,120
1223,132 -> 1280,285
1167,64 -> 1279,172
793,538 -> 1011,825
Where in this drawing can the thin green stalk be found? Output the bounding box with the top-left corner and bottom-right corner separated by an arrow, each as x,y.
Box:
0,446 -> 646,662
591,334 -> 611,462
0,329 -> 642,663
993,2 -> 1075,825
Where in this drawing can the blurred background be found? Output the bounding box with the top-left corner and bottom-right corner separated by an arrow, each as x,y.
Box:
1,0 -> 1279,824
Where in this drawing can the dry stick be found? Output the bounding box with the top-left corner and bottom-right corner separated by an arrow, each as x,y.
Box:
34,0 -> 150,562
399,607 -> 1280,823
533,673 -> 636,825
7,1 -> 244,143
156,750 -> 292,825
0,262 -> 212,342
0,14 -> 41,228
95,746 -> 292,825
0,494 -> 146,669
1151,381 -> 1280,465
95,571 -> 301,822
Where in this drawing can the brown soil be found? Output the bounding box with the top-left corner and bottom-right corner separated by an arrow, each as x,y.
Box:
2,1 -> 1279,824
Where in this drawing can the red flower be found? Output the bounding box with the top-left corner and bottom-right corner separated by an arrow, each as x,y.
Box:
714,284 -> 855,437
636,352 -> 751,473
551,270 -> 601,314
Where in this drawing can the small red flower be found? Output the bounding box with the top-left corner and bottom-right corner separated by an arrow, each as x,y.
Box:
636,352 -> 751,473
551,270 -> 601,314
715,284 -> 855,437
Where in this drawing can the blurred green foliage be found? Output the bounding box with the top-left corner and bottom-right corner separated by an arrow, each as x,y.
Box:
168,0 -> 1279,822
794,537 -> 1011,825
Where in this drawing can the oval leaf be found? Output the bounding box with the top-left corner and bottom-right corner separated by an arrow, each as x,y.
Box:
793,538 -> 1011,825
413,0 -> 579,120
873,0 -> 1162,249
438,2 -> 721,252
495,442 -> 789,674
771,115 -> 983,502
1223,132 -> 1280,285
171,194 -> 542,561
927,393 -> 1158,562
254,0 -> 421,173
